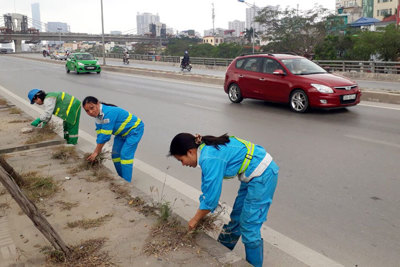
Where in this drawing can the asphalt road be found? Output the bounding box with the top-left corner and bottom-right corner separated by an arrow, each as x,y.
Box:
1,55 -> 400,267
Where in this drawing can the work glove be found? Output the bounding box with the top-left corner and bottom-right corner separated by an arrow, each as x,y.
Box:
38,121 -> 47,128
31,118 -> 42,127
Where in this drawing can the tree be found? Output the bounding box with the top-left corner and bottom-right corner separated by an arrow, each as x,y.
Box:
163,37 -> 201,56
377,25 -> 400,61
255,5 -> 332,55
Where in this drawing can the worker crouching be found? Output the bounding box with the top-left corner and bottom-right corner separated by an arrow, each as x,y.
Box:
83,96 -> 144,182
28,89 -> 81,145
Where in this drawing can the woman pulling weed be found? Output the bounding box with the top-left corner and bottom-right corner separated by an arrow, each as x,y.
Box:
82,96 -> 144,182
169,133 -> 279,267
28,89 -> 81,145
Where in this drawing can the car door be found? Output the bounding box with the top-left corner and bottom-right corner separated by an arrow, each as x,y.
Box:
258,58 -> 291,102
236,57 -> 264,99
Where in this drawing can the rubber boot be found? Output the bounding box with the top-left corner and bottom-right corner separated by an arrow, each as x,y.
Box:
217,230 -> 240,250
245,240 -> 263,267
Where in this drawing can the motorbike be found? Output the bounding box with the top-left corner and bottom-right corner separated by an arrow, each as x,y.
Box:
180,61 -> 192,72
123,56 -> 130,65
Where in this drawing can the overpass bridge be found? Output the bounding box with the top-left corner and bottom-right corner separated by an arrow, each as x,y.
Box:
0,32 -> 166,52
0,13 -> 166,52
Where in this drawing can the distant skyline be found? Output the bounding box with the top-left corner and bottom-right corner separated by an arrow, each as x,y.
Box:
0,0 -> 336,34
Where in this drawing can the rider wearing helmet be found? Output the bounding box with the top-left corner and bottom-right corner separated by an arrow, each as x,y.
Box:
182,50 -> 190,67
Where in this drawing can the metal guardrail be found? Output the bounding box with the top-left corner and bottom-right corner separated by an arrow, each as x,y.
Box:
9,51 -> 400,74
100,54 -> 399,73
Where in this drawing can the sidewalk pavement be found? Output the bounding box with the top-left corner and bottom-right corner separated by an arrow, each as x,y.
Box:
0,97 -> 249,266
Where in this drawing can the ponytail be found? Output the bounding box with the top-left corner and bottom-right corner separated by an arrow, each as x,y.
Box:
169,133 -> 230,156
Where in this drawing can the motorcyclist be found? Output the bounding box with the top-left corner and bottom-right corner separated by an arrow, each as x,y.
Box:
123,51 -> 130,64
181,50 -> 190,67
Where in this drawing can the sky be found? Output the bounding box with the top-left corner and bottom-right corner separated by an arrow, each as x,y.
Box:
0,0 -> 336,34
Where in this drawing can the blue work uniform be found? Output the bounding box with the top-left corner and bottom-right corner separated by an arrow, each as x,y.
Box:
198,137 -> 279,267
95,104 -> 144,182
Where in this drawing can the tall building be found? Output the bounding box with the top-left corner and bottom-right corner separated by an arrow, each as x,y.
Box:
246,6 -> 263,32
228,20 -> 245,37
31,2 -> 41,31
46,22 -> 70,33
136,13 -> 160,35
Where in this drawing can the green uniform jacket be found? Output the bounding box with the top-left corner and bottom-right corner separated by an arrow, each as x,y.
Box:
45,92 -> 81,125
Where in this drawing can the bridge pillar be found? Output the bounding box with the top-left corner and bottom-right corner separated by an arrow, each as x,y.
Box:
14,40 -> 22,53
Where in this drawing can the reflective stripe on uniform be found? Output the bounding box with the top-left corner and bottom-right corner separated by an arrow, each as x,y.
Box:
66,96 -> 75,116
122,118 -> 141,137
235,137 -> 255,174
54,107 -> 61,116
96,129 -> 113,135
61,92 -> 65,101
68,134 -> 79,138
121,159 -> 134,164
114,113 -> 132,135
112,157 -> 121,163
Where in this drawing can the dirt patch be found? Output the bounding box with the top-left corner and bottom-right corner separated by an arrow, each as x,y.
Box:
9,107 -> 22,114
25,124 -> 58,144
51,146 -> 79,163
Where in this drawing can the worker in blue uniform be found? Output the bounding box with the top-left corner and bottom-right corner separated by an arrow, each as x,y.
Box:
82,96 -> 144,182
169,133 -> 279,267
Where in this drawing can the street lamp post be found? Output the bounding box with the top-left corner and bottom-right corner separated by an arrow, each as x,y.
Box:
238,0 -> 256,54
100,0 -> 106,65
57,27 -> 61,43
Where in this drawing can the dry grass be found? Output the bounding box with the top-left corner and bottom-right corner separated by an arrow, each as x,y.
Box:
41,238 -> 113,267
25,123 -> 57,144
8,119 -> 31,123
20,171 -> 58,202
0,99 -> 7,105
56,200 -> 79,211
68,152 -> 109,175
143,217 -> 196,256
66,214 -> 113,230
52,146 -> 79,163
9,107 -> 22,114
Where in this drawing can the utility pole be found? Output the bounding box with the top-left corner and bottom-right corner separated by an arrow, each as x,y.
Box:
212,3 -> 215,36
100,0 -> 106,65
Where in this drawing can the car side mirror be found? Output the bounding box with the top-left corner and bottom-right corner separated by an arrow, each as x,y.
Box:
273,69 -> 285,76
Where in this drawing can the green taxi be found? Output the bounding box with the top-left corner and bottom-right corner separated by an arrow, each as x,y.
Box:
65,53 -> 101,74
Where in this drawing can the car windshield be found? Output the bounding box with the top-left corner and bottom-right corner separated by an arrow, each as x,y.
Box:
75,54 -> 94,60
281,58 -> 326,75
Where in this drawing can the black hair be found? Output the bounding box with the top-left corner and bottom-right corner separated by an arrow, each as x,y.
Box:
35,90 -> 46,102
82,96 -> 117,107
169,133 -> 230,156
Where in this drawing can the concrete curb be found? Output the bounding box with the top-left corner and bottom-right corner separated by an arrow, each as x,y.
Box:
11,54 -> 400,105
0,139 -> 65,154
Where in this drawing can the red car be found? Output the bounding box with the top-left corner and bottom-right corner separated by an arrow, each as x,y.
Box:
224,54 -> 361,112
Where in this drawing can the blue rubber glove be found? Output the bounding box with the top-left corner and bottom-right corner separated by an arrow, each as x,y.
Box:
31,118 -> 41,127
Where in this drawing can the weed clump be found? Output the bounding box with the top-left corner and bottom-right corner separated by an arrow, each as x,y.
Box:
41,238 -> 112,266
9,107 -> 22,114
66,214 -> 113,230
56,200 -> 79,211
52,146 -> 79,163
21,171 -> 58,202
25,123 -> 57,144
0,99 -> 7,105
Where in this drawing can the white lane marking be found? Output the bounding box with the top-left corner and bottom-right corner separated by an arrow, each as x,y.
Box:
184,103 -> 221,112
359,103 -> 400,111
345,134 -> 400,149
0,83 -> 343,267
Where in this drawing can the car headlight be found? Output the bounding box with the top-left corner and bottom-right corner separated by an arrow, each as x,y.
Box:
77,62 -> 84,66
311,84 -> 334,94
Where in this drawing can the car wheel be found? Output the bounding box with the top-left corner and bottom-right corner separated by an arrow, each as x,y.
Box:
97,71 -> 101,74
228,83 -> 243,103
290,89 -> 309,113
65,66 -> 70,73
